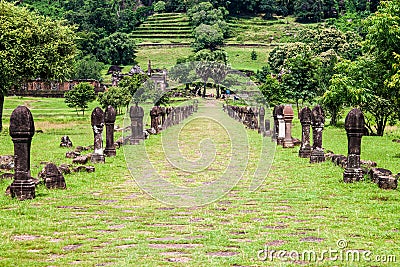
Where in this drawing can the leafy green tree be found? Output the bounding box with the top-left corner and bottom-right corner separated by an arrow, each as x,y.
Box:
64,82 -> 96,116
72,55 -> 105,81
293,0 -> 324,22
118,74 -> 149,97
259,75 -> 284,106
260,0 -> 278,19
268,42 -> 311,74
97,32 -> 137,65
154,0 -> 166,12
98,86 -> 131,114
192,24 -> 224,52
251,50 -> 258,60
187,2 -> 228,26
0,1 -> 77,131
280,52 -> 321,111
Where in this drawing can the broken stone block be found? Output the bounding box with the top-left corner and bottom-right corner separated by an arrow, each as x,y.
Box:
66,151 -> 80,159
60,135 -> 73,148
378,176 -> 398,190
72,155 -> 89,165
39,163 -> 66,189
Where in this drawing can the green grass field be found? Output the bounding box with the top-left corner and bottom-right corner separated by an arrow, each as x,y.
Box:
0,96 -> 399,266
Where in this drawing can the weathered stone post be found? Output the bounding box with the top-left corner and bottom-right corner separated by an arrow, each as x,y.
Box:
283,105 -> 294,148
104,105 -> 116,157
171,108 -> 177,125
265,119 -> 271,137
272,106 -> 278,141
310,105 -> 325,163
9,106 -> 36,200
91,107 -> 105,163
299,107 -> 312,158
258,107 -> 265,135
129,104 -> 144,144
150,106 -> 160,134
161,107 -> 166,129
343,108 -> 365,183
277,105 -> 285,145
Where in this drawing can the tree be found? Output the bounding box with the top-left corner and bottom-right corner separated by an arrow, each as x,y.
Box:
153,1 -> 166,12
187,2 -> 228,27
97,32 -> 137,65
192,24 -> 224,52
280,52 -> 321,111
98,86 -> 131,114
260,0 -> 278,19
268,43 -> 311,74
118,74 -> 149,96
64,82 -> 96,116
0,1 -> 77,131
72,55 -> 105,81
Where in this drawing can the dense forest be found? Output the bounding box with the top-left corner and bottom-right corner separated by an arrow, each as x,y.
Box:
7,0 -> 380,63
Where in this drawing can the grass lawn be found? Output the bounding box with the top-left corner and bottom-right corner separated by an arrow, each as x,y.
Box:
0,97 -> 399,266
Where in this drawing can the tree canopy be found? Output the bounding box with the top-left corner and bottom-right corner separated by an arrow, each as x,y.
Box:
0,1 -> 77,131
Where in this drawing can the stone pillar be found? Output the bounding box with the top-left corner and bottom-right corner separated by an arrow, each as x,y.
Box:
265,119 -> 271,137
343,108 -> 365,183
298,107 -> 312,158
129,104 -> 144,144
258,107 -> 265,135
283,105 -> 294,148
310,105 -> 325,163
104,105 -> 116,157
91,107 -> 105,163
150,106 -> 160,134
161,107 -> 166,128
272,106 -> 278,141
9,106 -> 36,200
276,105 -> 285,145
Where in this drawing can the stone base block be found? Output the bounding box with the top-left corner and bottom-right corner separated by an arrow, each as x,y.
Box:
343,168 -> 364,183
299,148 -> 311,158
91,153 -> 105,163
104,148 -> 116,157
10,180 -> 36,200
310,150 -> 325,163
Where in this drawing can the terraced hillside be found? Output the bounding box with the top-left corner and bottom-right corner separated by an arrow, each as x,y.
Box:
132,13 -> 193,45
226,16 -> 314,45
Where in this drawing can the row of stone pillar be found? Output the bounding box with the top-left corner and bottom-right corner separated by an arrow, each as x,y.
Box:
223,105 -> 271,137
7,105 -> 118,200
129,101 -> 198,145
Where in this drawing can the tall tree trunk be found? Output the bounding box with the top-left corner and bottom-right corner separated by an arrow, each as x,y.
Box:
216,84 -> 220,99
0,93 -> 4,132
202,82 -> 206,98
376,117 -> 387,136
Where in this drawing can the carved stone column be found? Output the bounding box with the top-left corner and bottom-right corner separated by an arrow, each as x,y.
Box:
283,105 -> 294,148
129,104 -> 144,145
258,107 -> 265,135
343,108 -> 365,183
9,106 -> 36,200
299,107 -> 312,158
91,107 -> 105,163
310,105 -> 325,163
276,105 -> 285,145
104,105 -> 116,157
